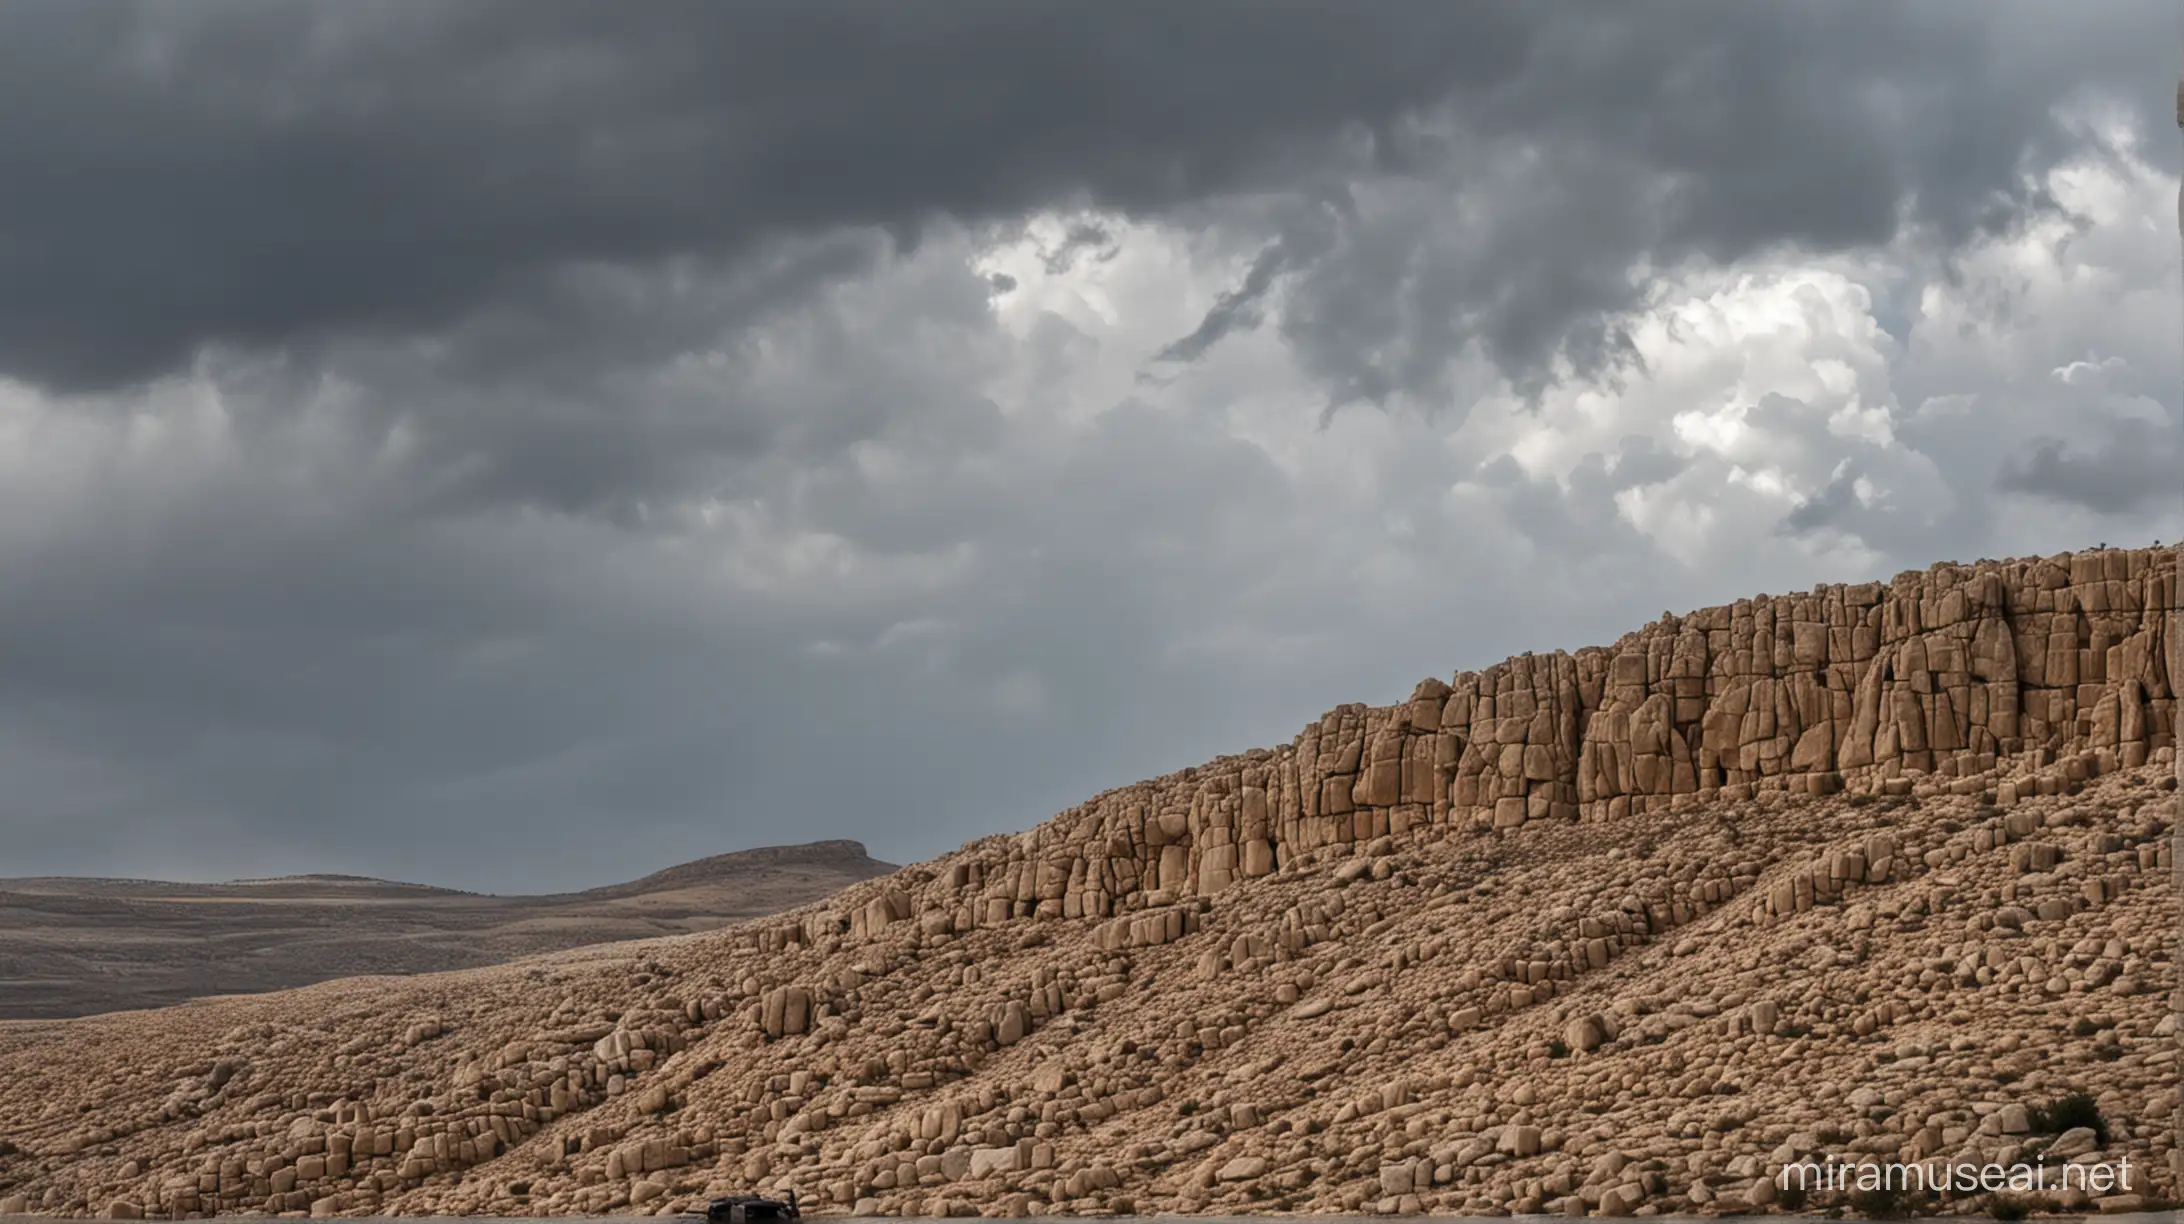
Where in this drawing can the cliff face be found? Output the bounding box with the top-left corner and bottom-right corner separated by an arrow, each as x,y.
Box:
881,546 -> 2173,932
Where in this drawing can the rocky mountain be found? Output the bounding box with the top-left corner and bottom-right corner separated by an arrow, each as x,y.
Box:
0,544 -> 2175,1219
0,841 -> 895,1020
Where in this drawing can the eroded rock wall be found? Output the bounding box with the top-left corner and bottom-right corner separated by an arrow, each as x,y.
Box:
795,547 -> 2171,946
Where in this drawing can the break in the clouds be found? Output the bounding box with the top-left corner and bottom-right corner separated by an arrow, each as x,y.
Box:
0,1 -> 2177,891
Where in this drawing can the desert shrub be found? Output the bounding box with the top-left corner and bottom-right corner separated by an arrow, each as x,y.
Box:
2031,1092 -> 2108,1145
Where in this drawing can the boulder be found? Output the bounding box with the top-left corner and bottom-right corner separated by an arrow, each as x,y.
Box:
1217,1156 -> 1268,1182
968,1147 -> 1020,1179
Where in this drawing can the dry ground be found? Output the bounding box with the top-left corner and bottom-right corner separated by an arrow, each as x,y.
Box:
0,841 -> 895,1019
0,765 -> 2172,1220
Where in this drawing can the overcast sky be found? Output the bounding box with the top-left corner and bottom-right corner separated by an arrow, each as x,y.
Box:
2,1 -> 2179,892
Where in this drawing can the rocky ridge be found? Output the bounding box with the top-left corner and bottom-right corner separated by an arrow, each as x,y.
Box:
0,544 -> 2176,1218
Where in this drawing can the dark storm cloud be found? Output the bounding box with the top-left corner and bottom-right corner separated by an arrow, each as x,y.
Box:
1779,465 -> 1868,536
1161,0 -> 2177,409
0,0 -> 1537,392
1151,242 -> 1292,366
1997,421 -> 2184,516
6,0 -> 2173,402
0,0 -> 2176,893
1039,225 -> 1119,277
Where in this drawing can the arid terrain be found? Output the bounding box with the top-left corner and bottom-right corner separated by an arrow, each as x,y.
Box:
0,842 -> 896,1020
0,545 -> 2175,1220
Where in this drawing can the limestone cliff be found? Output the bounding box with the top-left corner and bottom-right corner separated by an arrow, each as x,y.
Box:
814,545 -> 2173,940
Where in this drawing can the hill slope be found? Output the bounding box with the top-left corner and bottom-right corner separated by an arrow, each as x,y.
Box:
0,841 -> 895,1020
0,545 -> 2175,1219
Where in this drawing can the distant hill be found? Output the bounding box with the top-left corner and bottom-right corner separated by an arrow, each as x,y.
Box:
0,839 -> 894,1019
573,839 -> 887,900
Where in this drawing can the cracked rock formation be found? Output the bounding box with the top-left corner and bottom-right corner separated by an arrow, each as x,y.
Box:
0,544 -> 2176,1219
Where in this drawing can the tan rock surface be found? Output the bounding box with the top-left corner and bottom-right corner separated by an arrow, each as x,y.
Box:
0,544 -> 2175,1218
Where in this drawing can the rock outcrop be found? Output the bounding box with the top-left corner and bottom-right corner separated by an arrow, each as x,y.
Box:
0,544 -> 2174,1219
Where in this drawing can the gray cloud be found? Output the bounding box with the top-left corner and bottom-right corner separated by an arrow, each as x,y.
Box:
1997,420 -> 2184,515
0,0 -> 2176,892
1039,224 -> 1118,277
1150,0 -> 2179,411
1152,242 -> 1292,366
6,1 -> 2174,403
0,0 -> 1536,392
1779,464 -> 1869,536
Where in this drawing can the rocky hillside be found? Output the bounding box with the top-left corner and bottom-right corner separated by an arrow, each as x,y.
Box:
0,545 -> 2175,1219
0,841 -> 895,1020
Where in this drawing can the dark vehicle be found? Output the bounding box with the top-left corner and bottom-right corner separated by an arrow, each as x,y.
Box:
695,1190 -> 801,1224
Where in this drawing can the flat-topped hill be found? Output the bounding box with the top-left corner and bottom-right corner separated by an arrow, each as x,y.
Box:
0,840 -> 895,1020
